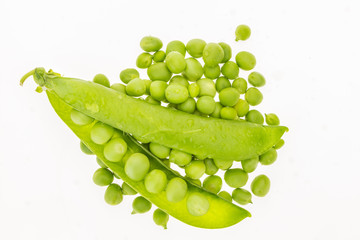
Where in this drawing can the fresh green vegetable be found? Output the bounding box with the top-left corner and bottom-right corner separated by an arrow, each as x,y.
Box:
132,196 -> 152,214
136,52 -> 153,69
166,40 -> 186,56
203,43 -> 224,67
203,175 -> 222,193
224,168 -> 248,188
140,36 -> 163,52
232,188 -> 252,205
245,87 -> 263,106
104,184 -> 123,205
235,51 -> 256,71
235,25 -> 251,41
265,113 -> 280,126
186,39 -> 206,58
93,168 -> 114,186
153,208 -> 169,229
259,148 -> 277,165
93,74 -> 110,87
251,175 -> 270,197
248,72 -> 266,87
120,68 -> 140,84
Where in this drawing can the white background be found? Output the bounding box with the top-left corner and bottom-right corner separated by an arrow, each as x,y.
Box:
1,0 -> 360,239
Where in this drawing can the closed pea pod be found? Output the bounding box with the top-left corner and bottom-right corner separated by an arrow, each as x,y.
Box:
186,192 -> 210,216
147,62 -> 173,82
166,40 -> 186,56
182,58 -> 203,81
251,174 -> 271,197
241,156 -> 259,173
224,168 -> 248,188
120,68 -> 140,84
219,42 -> 232,63
165,51 -> 187,74
140,36 -> 163,52
245,87 -> 263,106
203,175 -> 222,193
232,77 -> 247,94
144,169 -> 168,194
124,153 -> 150,181
232,188 -> 252,205
93,74 -> 110,87
248,72 -> 266,87
104,183 -> 123,205
203,43 -> 224,67
136,52 -> 153,69
221,61 -> 239,79
265,113 -> 280,125
93,168 -> 114,186
132,196 -> 152,214
186,39 -> 206,58
235,51 -> 256,71
259,148 -> 277,165
166,177 -> 188,203
153,208 -> 169,229
246,110 -> 264,124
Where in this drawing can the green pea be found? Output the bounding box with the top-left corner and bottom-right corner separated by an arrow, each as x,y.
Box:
265,113 -> 280,125
213,158 -> 233,170
140,36 -> 163,52
93,168 -> 114,186
165,51 -> 187,74
232,77 -> 247,94
136,52 -> 153,69
235,25 -> 251,41
165,84 -> 189,104
219,87 -> 240,107
169,75 -> 189,87
71,109 -> 94,126
186,177 -> 201,186
153,50 -> 166,62
126,78 -> 146,96
186,39 -> 206,58
241,156 -> 259,173
203,64 -> 221,79
218,191 -> 232,202
220,107 -> 237,120
149,142 -> 170,159
186,192 -> 209,216
121,182 -> 137,195
166,177 -> 188,202
147,62 -> 173,82
103,138 -> 127,162
197,78 -> 216,97
124,153 -> 150,181
251,174 -> 271,197
144,79 -> 152,95
145,96 -> 161,105
150,81 -> 168,101
185,160 -> 206,179
204,158 -> 219,175
259,148 -> 277,165
93,74 -> 110,87
248,72 -> 266,87
221,61 -> 239,79
132,196 -> 152,214
80,141 -> 93,155
235,51 -> 256,71
169,149 -> 192,166
274,139 -> 285,150
203,43 -> 224,67
153,209 -> 169,229
245,87 -> 263,106
203,175 -> 222,193
224,168 -> 248,188
166,40 -> 186,56
188,82 -> 200,98
210,102 -> 223,118
232,188 -> 252,205
120,68 -> 140,84
110,83 -> 126,93
234,99 -> 249,117
219,42 -> 232,63
144,169 -> 168,194
104,184 -> 123,205
182,58 -> 203,82
90,122 -> 114,145
177,97 -> 196,113
215,77 -> 231,92
196,96 -> 215,115
96,157 -> 107,168
246,110 -> 264,124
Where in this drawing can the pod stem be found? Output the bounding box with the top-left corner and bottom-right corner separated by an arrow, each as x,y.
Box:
20,67 -> 60,88
19,69 -> 36,86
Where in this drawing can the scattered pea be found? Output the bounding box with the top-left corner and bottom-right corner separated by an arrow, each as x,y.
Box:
210,102 -> 223,118
90,122 -> 114,145
124,153 -> 150,181
251,174 -> 271,197
149,142 -> 170,159
232,77 -> 247,94
235,51 -> 256,71
185,160 -> 206,179
169,149 -> 192,166
274,139 -> 285,150
169,75 -> 189,87
177,97 -> 196,113
96,157 -> 107,168
147,62 -> 173,82
259,148 -> 277,165
248,72 -> 266,87
186,192 -> 210,216
110,83 -> 126,93
166,40 -> 186,56
215,77 -> 231,92
241,156 -> 259,173
145,95 -> 161,105
218,42 -> 232,63
153,209 -> 169,229
232,188 -> 252,205
224,168 -> 248,188
136,52 -> 153,69
246,110 -> 264,124
235,25 -> 251,41
150,81 -> 168,101
166,177 -> 188,202
245,87 -> 263,106
220,107 -> 237,120
197,78 -> 216,97
122,182 -> 137,195
203,64 -> 221,79
233,99 -> 249,117
120,68 -> 140,84
165,51 -> 187,74
126,78 -> 147,97
213,158 -> 233,170
153,50 -> 166,62
71,109 -> 94,126
219,87 -> 240,107
204,158 -> 219,175
203,43 -> 224,67
93,168 -> 114,186
186,39 -> 206,58
103,138 -> 127,162
144,169 -> 168,194
221,61 -> 239,79
203,175 -> 222,193
165,84 -> 189,104
140,36 -> 163,52
218,191 -> 232,202
132,196 -> 152,214
265,113 -> 280,125
104,184 -> 123,205
182,58 -> 204,81
188,82 -> 200,98
80,141 -> 93,155
93,74 -> 110,87
196,96 -> 215,115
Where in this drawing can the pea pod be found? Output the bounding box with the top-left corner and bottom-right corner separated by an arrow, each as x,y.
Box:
21,68 -> 288,161
45,90 -> 251,228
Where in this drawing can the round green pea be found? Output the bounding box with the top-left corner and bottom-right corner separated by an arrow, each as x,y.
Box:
203,175 -> 222,193
246,110 -> 264,124
259,148 -> 277,165
177,97 -> 196,113
186,39 -> 206,58
210,102 -> 222,118
218,191 -> 232,202
220,107 -> 237,120
153,50 -> 166,62
232,77 -> 247,94
144,79 -> 152,95
251,174 -> 271,197
71,109 -> 94,126
93,74 -> 110,87
213,158 -> 233,170
80,141 -> 93,155
150,81 -> 168,101
124,153 -> 150,181
122,182 -> 137,195
93,168 -> 114,186
219,87 -> 240,107
265,113 -> 280,125
166,40 -> 186,56
219,42 -> 232,63
165,51 -> 187,74
274,139 -> 285,150
185,161 -> 206,179
186,192 -> 209,216
140,36 -> 163,52
235,25 -> 251,41
224,168 -> 248,188
126,78 -> 146,96
188,82 -> 200,98
165,84 -> 189,104
234,99 -> 249,117
90,122 -> 114,145
221,61 -> 239,79
145,96 -> 161,105
147,62 -> 173,82
136,52 -> 153,69
144,169 -> 167,194
203,64 -> 220,79
197,78 -> 216,97
120,68 -> 140,84
110,83 -> 126,93
104,184 -> 123,205
132,196 -> 152,214
241,156 -> 259,173
215,77 -> 231,92
153,209 -> 169,229
96,157 -> 107,168
196,96 -> 215,115
248,72 -> 266,87
166,177 -> 188,202
203,43 -> 224,67
235,51 -> 256,71
232,188 -> 252,205
169,75 -> 189,87
204,158 -> 218,175
245,87 -> 263,106
103,138 -> 127,162
182,58 -> 203,81
149,142 -> 170,159
169,149 -> 192,166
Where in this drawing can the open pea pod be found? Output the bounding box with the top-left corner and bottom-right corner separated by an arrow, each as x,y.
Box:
46,90 -> 251,229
